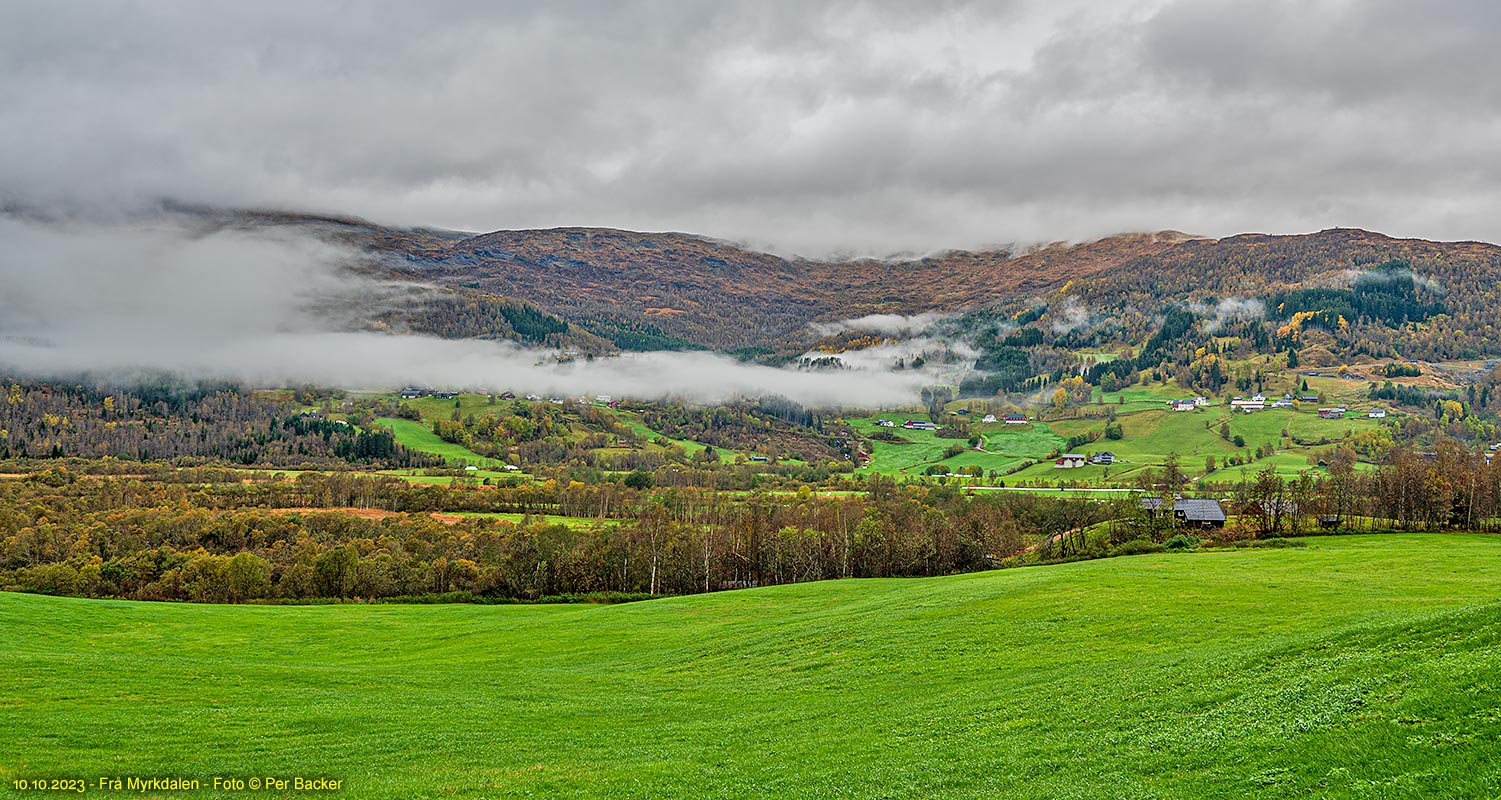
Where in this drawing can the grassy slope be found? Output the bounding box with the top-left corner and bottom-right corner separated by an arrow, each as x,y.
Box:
852,399 -> 1374,480
378,393 -> 760,465
448,511 -> 605,530
4,535 -> 1501,799
376,417 -> 506,467
850,417 -> 1057,477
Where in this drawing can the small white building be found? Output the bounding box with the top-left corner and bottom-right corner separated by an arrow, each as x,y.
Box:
981,414 -> 998,424
1194,396 -> 1209,406
1368,409 -> 1387,419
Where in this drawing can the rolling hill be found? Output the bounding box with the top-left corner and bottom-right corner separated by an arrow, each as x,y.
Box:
3,534 -> 1499,798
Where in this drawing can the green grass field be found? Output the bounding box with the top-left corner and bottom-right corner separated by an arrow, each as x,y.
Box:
376,417 -> 507,468
447,511 -> 606,529
4,534 -> 1500,798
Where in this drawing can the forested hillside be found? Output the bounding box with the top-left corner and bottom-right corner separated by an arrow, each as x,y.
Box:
0,380 -> 437,469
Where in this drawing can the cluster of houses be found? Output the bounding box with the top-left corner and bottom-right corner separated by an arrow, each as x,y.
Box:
1054,451 -> 1117,468
1173,393 -> 1387,419
398,387 -> 625,407
877,413 -> 1025,429
398,387 -> 462,400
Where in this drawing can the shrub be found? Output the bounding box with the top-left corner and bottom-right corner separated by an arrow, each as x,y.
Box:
1163,533 -> 1202,551
1110,538 -> 1165,557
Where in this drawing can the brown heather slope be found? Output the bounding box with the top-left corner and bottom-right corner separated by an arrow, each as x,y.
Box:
370,226 -> 1198,350
220,209 -> 1501,358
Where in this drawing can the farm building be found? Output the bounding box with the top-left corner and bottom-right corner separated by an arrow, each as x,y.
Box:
1368,409 -> 1387,418
1003,414 -> 1028,425
1171,400 -> 1195,412
1230,399 -> 1265,411
1318,408 -> 1345,420
1140,497 -> 1227,528
876,419 -> 895,427
1054,454 -> 1087,469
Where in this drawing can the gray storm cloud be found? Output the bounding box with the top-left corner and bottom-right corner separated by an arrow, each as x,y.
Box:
4,1 -> 1501,254
0,216 -> 925,407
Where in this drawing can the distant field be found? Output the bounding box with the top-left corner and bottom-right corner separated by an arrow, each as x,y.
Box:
446,511 -> 606,529
376,417 -> 506,467
3,534 -> 1498,798
855,397 -> 1385,484
848,417 -> 1014,476
376,468 -> 528,485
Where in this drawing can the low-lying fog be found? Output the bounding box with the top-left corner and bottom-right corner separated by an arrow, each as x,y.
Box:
0,213 -> 934,407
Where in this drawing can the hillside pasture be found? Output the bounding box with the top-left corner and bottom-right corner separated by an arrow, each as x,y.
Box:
3,535 -> 1500,798
375,417 -> 507,468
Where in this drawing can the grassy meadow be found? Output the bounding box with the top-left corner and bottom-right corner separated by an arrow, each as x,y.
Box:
4,534 -> 1500,798
376,417 -> 507,468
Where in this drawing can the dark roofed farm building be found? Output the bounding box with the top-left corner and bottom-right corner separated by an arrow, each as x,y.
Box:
1141,497 -> 1227,529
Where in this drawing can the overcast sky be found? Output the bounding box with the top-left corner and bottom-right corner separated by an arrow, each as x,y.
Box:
4,0 -> 1501,255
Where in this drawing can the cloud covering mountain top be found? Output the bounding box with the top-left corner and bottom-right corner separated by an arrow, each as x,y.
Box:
3,1 -> 1501,255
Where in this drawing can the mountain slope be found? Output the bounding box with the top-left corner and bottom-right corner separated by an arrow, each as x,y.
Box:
224,209 -> 1501,359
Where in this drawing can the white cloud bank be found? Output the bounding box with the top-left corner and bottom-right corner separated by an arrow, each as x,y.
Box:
807,312 -> 951,338
0,215 -> 925,407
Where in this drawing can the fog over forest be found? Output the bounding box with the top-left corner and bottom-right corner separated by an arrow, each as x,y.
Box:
0,214 -> 931,406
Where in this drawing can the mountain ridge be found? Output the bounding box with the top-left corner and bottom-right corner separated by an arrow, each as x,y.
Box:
201,208 -> 1501,361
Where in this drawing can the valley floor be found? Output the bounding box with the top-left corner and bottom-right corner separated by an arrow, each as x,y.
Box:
3,534 -> 1500,799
